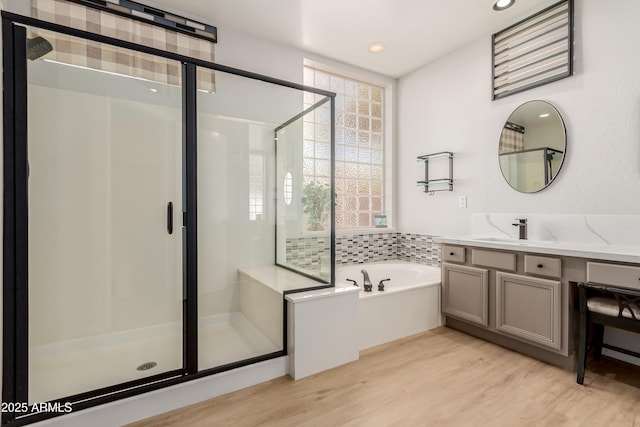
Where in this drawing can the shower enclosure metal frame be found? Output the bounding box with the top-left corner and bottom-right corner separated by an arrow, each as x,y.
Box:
274,96 -> 336,286
1,10 -> 335,426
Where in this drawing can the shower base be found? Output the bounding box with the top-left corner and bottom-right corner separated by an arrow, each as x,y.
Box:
29,312 -> 280,403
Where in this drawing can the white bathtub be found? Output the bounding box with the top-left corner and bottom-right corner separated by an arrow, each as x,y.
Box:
336,260 -> 442,350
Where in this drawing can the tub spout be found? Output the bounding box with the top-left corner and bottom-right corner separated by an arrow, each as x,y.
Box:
361,269 -> 373,292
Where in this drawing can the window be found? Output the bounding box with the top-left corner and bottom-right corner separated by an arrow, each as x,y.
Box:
249,154 -> 264,221
303,66 -> 385,229
283,172 -> 293,205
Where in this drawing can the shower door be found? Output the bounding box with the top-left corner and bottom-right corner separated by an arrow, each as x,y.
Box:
3,14 -> 335,424
9,25 -> 186,404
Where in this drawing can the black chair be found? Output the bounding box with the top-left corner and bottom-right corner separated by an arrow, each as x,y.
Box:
577,282 -> 640,384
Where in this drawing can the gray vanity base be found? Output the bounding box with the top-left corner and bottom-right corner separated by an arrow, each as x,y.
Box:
441,243 -> 640,373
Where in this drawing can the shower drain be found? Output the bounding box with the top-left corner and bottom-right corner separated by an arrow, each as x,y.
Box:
136,361 -> 158,371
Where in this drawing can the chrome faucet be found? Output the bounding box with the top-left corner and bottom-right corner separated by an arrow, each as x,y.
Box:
512,218 -> 528,240
361,269 -> 373,292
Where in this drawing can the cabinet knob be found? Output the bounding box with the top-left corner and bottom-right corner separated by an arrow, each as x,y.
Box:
537,264 -> 544,268
450,252 -> 455,256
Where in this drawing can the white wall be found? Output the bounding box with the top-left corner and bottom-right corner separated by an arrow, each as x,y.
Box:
397,0 -> 640,237
214,24 -> 304,84
27,63 -> 291,334
27,76 -> 184,345
197,113 -> 276,317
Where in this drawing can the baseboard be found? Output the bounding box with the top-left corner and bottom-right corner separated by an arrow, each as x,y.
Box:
34,356 -> 289,427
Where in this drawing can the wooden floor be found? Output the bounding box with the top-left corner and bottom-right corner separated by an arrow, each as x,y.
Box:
128,327 -> 640,427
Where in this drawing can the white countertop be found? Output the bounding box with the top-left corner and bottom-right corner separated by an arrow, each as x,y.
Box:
284,286 -> 360,303
239,265 -> 330,294
239,265 -> 362,302
437,235 -> 640,264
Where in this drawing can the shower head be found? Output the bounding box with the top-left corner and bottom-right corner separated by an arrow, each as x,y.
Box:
27,36 -> 53,61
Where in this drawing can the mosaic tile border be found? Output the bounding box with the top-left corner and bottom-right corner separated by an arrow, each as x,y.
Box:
335,232 -> 398,265
285,232 -> 441,271
285,237 -> 331,271
396,233 -> 440,266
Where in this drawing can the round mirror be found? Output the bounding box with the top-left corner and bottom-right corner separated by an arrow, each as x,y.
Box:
498,100 -> 566,193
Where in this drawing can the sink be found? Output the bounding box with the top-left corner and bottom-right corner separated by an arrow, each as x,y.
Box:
470,236 -> 555,245
472,237 -> 520,243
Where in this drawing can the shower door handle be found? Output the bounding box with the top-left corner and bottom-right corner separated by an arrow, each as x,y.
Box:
167,202 -> 173,235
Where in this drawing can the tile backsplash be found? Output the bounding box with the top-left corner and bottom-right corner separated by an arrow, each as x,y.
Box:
286,214 -> 640,273
396,233 -> 441,265
286,232 -> 441,270
335,232 -> 398,264
285,237 -> 331,272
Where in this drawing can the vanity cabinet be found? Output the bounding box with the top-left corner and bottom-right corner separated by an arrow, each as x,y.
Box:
495,272 -> 561,351
441,244 -> 574,370
442,264 -> 488,327
443,244 -> 563,347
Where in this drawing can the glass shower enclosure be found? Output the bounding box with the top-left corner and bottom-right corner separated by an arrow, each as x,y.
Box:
275,96 -> 334,282
2,12 -> 334,425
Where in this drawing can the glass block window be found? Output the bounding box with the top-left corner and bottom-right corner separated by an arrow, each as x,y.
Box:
249,154 -> 264,221
304,66 -> 384,229
284,172 -> 293,206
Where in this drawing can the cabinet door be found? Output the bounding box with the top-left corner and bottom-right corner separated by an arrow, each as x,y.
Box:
496,272 -> 561,351
442,264 -> 489,327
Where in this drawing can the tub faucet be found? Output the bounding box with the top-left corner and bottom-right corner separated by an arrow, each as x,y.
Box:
512,218 -> 528,240
361,269 -> 373,292
346,279 -> 359,287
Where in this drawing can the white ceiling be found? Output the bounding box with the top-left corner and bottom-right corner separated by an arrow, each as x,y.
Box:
147,0 -> 556,78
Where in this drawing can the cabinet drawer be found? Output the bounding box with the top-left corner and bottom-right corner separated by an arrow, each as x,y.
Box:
443,245 -> 465,263
471,249 -> 516,271
587,262 -> 640,290
525,255 -> 562,279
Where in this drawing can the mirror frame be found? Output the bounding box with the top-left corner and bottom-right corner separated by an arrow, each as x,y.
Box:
498,100 -> 567,193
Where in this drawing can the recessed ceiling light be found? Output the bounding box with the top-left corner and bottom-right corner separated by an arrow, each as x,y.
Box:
369,42 -> 385,54
493,0 -> 515,11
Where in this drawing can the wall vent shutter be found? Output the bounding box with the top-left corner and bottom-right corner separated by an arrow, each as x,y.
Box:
492,0 -> 573,100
